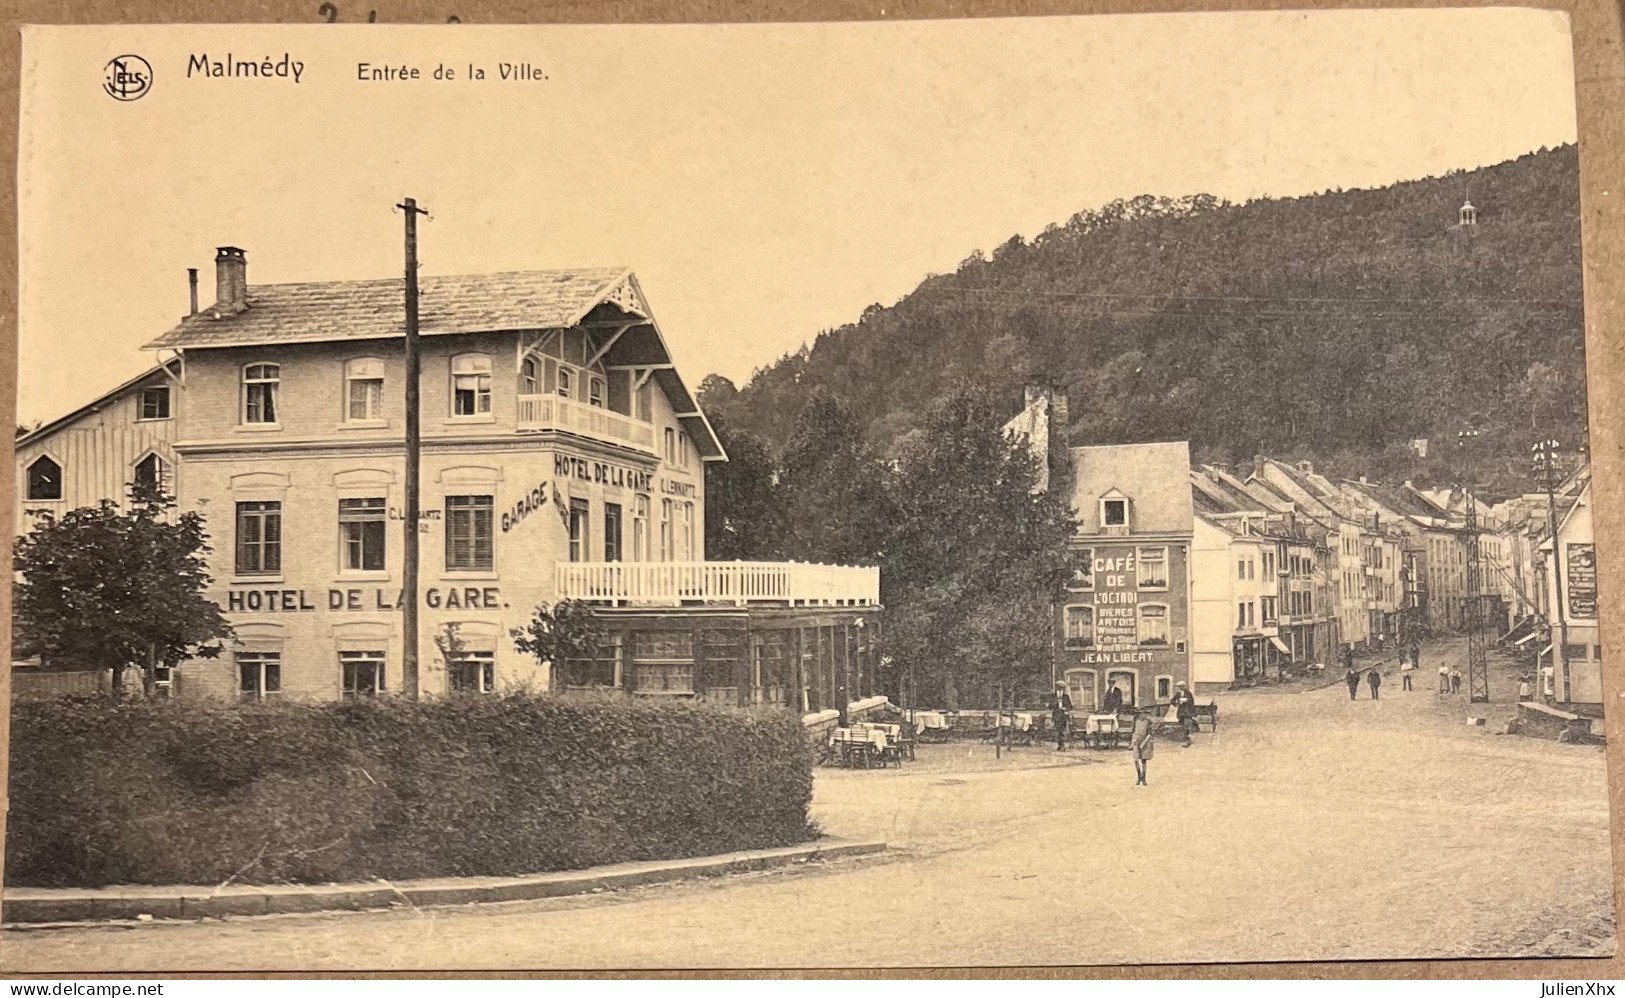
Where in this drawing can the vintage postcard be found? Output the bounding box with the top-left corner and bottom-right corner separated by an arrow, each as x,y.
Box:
4,10 -> 1614,973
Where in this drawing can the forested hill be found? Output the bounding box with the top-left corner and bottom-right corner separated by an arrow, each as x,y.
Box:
706,145 -> 1587,496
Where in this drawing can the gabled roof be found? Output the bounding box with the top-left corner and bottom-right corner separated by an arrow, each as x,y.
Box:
145,268 -> 634,350
142,265 -> 725,461
1070,441 -> 1193,535
17,364 -> 170,449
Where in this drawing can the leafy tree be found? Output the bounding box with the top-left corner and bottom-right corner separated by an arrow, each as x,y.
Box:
511,600 -> 602,691
704,413 -> 783,561
774,390 -> 895,566
13,481 -> 230,696
881,385 -> 1076,708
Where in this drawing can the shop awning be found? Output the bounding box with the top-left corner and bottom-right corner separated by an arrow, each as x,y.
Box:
1514,631 -> 1541,647
1269,636 -> 1291,654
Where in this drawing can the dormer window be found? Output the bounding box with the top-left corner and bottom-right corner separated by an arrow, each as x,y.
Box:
242,363 -> 280,424
452,354 -> 492,416
344,358 -> 385,422
1104,499 -> 1127,526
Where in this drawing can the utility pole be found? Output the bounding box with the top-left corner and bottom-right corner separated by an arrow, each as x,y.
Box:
1458,428 -> 1489,703
1533,438 -> 1571,703
397,197 -> 429,699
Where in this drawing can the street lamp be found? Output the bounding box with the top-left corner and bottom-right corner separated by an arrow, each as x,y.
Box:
1531,438 -> 1571,703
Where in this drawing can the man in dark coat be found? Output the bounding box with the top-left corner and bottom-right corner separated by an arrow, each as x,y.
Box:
1367,666 -> 1382,700
1102,683 -> 1125,715
1170,681 -> 1197,747
1047,683 -> 1072,751
1345,666 -> 1361,700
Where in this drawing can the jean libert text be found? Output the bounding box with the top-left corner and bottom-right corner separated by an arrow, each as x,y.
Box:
357,62 -> 547,82
187,53 -> 305,84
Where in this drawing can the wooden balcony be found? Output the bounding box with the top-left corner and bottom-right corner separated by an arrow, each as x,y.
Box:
557,561 -> 881,607
517,393 -> 657,455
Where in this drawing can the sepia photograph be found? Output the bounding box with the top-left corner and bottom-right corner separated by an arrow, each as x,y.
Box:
2,10 -> 1614,972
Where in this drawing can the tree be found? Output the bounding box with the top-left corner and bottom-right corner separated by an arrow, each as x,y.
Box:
13,481 -> 230,696
881,385 -> 1076,708
704,413 -> 783,561
774,390 -> 895,566
511,600 -> 603,691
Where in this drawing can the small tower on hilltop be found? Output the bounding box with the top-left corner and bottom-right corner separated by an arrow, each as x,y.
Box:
1458,196 -> 1478,229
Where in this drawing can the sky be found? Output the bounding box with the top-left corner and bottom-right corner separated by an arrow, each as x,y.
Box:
18,11 -> 1578,426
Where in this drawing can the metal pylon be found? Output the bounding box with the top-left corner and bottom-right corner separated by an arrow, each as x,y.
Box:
1464,495 -> 1490,703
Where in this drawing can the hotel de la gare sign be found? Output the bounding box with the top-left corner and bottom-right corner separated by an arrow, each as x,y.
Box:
1063,544 -> 1183,667
223,451 -> 691,618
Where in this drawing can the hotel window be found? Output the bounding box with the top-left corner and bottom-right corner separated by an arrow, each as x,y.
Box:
664,427 -> 678,465
25,456 -> 61,501
520,357 -> 540,395
1067,548 -> 1094,590
1261,596 -> 1277,624
339,497 -> 387,572
1064,606 -> 1094,647
660,498 -> 674,561
139,385 -> 171,420
1263,551 -> 1276,577
444,495 -> 494,571
589,377 -> 606,409
1247,559 -> 1256,580
344,358 -> 385,422
1138,604 -> 1170,646
235,501 -> 282,575
1237,602 -> 1248,628
568,498 -> 590,563
680,433 -> 692,469
1137,547 -> 1168,590
242,363 -> 280,424
133,453 -> 169,496
567,635 -> 622,689
340,650 -> 386,697
447,650 -> 496,694
557,367 -> 573,400
1102,498 -> 1128,527
1156,676 -> 1172,701
237,651 -> 281,700
604,503 -> 623,562
681,502 -> 695,561
632,495 -> 650,561
451,354 -> 492,416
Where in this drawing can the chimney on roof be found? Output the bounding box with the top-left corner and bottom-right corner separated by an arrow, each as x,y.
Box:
214,246 -> 248,315
1359,475 -> 1368,485
1297,460 -> 1314,475
187,268 -> 199,315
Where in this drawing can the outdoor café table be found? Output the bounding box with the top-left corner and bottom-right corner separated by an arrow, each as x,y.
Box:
829,726 -> 887,768
1083,713 -> 1121,748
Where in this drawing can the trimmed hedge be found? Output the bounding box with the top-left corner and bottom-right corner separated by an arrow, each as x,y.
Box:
7,693 -> 816,888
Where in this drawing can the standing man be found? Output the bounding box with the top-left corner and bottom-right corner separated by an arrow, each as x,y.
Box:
1437,663 -> 1451,695
1345,665 -> 1362,701
1130,710 -> 1154,786
1367,665 -> 1382,700
1047,682 -> 1072,752
1400,655 -> 1415,691
1170,681 -> 1197,747
1410,643 -> 1421,672
1450,665 -> 1463,695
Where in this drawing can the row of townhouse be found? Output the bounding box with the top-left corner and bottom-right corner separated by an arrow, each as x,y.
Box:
1005,389 -> 1602,704
14,247 -> 882,712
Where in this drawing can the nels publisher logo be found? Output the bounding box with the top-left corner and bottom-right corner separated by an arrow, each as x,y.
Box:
103,54 -> 153,101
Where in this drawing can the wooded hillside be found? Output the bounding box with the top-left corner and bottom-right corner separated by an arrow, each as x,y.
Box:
708,145 -> 1587,498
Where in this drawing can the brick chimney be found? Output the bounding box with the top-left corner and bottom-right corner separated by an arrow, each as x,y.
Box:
1050,392 -> 1069,440
214,246 -> 248,315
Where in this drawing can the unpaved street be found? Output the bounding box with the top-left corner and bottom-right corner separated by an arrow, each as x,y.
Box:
4,640 -> 1614,971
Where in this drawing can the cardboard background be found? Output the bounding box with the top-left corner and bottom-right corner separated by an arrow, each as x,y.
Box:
0,0 -> 1621,979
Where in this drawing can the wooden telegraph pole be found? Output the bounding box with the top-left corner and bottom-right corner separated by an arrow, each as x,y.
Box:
398,197 -> 429,699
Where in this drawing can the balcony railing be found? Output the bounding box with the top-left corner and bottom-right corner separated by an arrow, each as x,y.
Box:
517,394 -> 657,454
558,561 -> 881,607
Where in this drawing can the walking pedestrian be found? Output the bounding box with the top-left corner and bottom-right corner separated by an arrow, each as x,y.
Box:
1410,643 -> 1421,671
1367,666 -> 1382,700
1437,664 -> 1451,695
1450,665 -> 1463,694
1047,682 -> 1072,751
1170,681 -> 1197,747
1344,666 -> 1361,701
1400,656 -> 1414,691
1130,711 -> 1154,785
